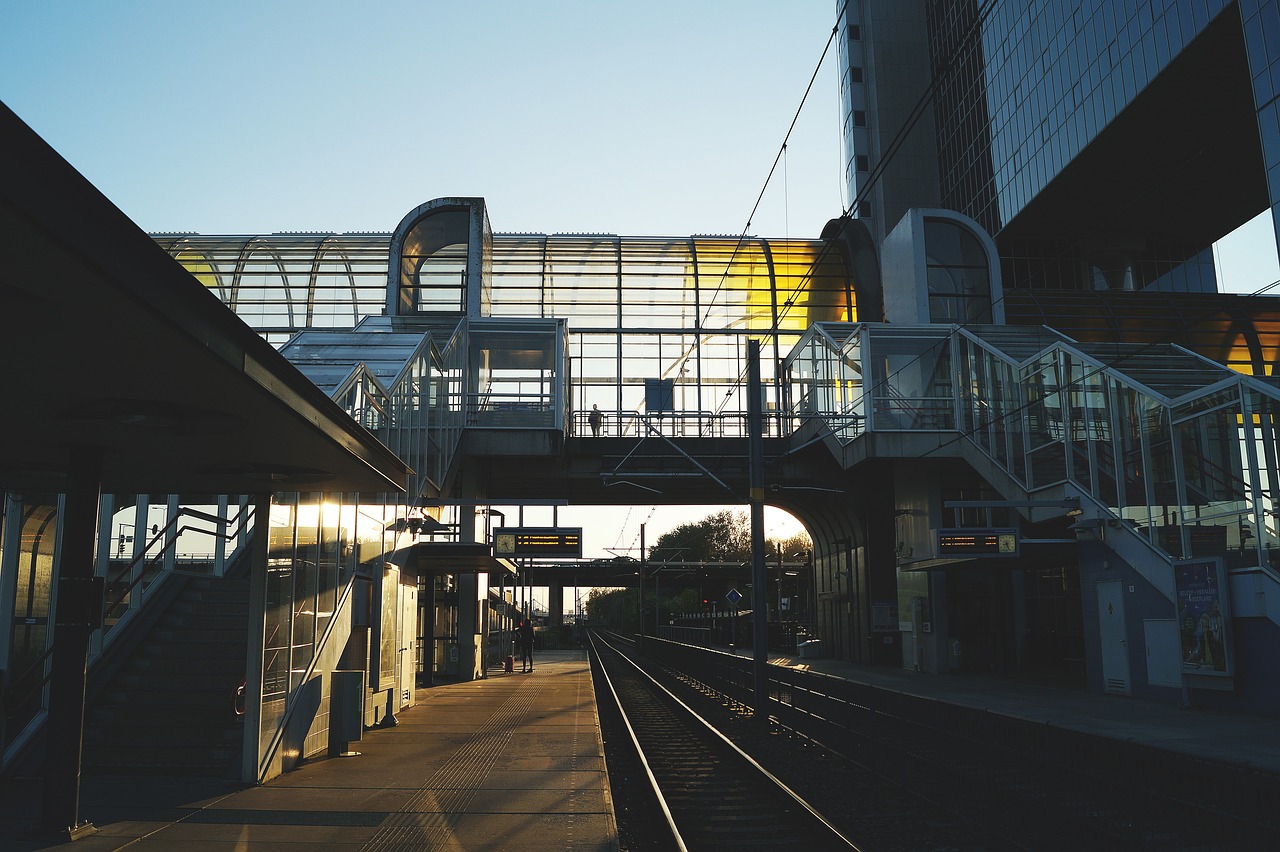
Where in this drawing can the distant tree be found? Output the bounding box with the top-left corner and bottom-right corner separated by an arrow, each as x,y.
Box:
585,586 -> 637,632
642,511 -> 813,615
660,588 -> 701,620
649,509 -> 751,564
649,509 -> 811,565
772,531 -> 813,562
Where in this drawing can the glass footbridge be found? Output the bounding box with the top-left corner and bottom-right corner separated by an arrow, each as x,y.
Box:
282,306 -> 1280,628
788,321 -> 1280,619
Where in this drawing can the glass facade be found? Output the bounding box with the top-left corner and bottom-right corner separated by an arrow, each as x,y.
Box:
842,1 -> 1280,294
1004,289 -> 1280,377
161,233 -> 855,437
1,492 -> 257,752
259,493 -> 401,775
154,234 -> 390,346
788,321 -> 1280,570
931,0 -> 1227,235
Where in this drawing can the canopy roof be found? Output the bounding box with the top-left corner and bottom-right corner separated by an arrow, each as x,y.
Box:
0,102 -> 409,494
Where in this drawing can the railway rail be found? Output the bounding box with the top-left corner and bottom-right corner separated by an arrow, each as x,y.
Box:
620,633 -> 1280,851
588,631 -> 861,851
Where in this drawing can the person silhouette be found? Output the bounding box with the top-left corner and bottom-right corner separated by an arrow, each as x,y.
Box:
589,404 -> 604,437
516,618 -> 535,672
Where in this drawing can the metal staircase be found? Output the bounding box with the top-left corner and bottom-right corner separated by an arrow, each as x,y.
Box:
791,322 -> 1280,624
81,570 -> 249,776
2,500 -> 255,776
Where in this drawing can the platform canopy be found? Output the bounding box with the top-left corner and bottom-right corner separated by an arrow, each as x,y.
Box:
0,102 -> 410,495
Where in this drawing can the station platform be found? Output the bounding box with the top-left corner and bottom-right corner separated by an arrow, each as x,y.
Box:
5,643 -> 1276,849
0,650 -> 617,851
765,648 -> 1280,775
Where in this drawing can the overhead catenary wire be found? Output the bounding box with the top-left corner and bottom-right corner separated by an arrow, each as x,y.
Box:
680,0 -> 1280,474
694,0 -> 848,334
766,0 -> 1280,462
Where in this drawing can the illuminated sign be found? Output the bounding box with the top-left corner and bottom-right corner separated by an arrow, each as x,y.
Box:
937,528 -> 1019,557
493,527 -> 583,558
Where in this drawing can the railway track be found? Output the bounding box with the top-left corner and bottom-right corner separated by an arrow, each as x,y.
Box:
588,631 -> 861,851
630,635 -> 1280,851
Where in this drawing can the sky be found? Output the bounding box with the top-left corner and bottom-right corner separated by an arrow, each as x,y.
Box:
0,0 -> 843,238
0,0 -> 833,565
3,1 -> 1279,570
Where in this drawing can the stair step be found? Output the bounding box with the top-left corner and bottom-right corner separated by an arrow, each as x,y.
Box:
83,762 -> 237,778
151,627 -> 246,643
126,655 -> 246,672
172,599 -> 248,613
83,742 -> 239,768
92,695 -> 242,722
83,568 -> 252,777
84,722 -> 242,745
129,640 -> 247,658
116,672 -> 246,691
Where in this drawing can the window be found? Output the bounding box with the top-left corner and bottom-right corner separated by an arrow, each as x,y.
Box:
853,110 -> 867,127
924,218 -> 992,323
856,154 -> 870,172
850,66 -> 864,83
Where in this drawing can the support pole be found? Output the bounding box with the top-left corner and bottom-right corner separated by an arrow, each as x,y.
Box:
747,340 -> 769,721
639,523 -> 646,638
41,445 -> 104,839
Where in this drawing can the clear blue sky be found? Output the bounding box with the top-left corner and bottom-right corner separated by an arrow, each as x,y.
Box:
0,0 -> 844,238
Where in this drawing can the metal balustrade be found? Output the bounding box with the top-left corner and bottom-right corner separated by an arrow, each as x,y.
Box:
784,322 -> 1280,610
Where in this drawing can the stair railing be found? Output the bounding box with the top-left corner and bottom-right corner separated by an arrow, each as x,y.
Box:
2,499 -> 256,763
101,503 -> 255,637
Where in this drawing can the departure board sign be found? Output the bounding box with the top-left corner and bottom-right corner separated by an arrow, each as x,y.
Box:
493,527 -> 583,558
937,528 -> 1019,557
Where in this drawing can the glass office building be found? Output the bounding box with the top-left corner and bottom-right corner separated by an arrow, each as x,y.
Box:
840,0 -> 1278,294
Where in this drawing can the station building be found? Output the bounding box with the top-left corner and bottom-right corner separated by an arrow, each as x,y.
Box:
3,0 -> 1280,829
828,0 -> 1280,707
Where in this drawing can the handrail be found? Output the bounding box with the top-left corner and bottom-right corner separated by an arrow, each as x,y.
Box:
102,503 -> 251,613
104,501 -> 249,588
955,330 -> 1280,585
1,645 -> 54,720
4,500 -> 256,758
103,523 -> 231,616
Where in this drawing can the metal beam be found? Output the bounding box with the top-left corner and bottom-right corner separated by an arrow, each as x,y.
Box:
942,499 -> 1079,509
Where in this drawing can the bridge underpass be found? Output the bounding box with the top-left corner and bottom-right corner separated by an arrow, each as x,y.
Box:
447,420 -> 981,668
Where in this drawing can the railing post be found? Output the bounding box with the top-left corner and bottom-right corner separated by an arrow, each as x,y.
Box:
214,494 -> 230,576
162,494 -> 179,576
748,340 -> 769,722
40,445 -> 103,839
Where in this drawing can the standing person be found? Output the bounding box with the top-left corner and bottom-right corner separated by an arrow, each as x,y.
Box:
589,404 -> 604,437
517,618 -> 535,672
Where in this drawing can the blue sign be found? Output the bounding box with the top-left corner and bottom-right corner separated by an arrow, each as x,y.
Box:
645,378 -> 674,412
725,588 -> 742,605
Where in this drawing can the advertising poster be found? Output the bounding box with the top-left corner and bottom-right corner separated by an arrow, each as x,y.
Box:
1174,558 -> 1231,675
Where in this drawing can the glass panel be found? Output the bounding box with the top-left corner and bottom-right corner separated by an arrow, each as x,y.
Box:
2,500 -> 57,745
261,501 -> 296,762
398,208 -> 471,315
867,329 -> 953,430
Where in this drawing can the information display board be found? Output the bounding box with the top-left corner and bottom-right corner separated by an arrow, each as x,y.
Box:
493,527 -> 583,558
937,528 -> 1019,557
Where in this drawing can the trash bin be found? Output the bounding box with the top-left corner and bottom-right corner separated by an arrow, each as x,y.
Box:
798,640 -> 822,659
329,669 -> 365,756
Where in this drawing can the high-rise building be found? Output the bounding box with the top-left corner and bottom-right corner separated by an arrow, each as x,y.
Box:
839,0 -> 1274,294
